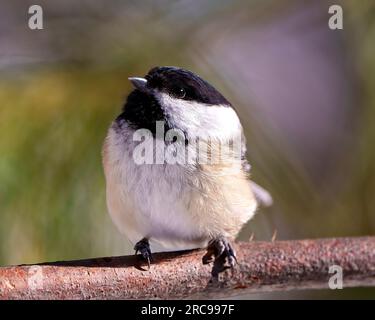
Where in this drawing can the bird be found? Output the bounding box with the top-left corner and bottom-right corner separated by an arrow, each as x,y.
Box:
102,66 -> 272,274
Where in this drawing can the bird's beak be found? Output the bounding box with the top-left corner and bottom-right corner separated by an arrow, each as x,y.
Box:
128,77 -> 148,93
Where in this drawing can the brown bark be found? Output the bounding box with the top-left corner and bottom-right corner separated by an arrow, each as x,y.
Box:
0,237 -> 374,299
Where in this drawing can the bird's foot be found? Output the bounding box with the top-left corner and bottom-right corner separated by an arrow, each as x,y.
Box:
202,236 -> 237,277
134,238 -> 152,269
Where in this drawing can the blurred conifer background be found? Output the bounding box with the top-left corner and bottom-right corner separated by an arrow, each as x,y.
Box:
0,0 -> 374,298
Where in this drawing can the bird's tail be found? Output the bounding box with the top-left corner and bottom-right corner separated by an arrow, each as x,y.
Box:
250,181 -> 273,207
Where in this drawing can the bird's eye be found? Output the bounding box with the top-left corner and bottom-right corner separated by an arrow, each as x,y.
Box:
174,88 -> 186,99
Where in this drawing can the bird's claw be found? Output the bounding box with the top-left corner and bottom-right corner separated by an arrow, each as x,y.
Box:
134,238 -> 152,269
202,236 -> 237,277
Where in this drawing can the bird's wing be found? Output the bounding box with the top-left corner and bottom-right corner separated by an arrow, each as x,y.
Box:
241,131 -> 251,173
241,131 -> 273,207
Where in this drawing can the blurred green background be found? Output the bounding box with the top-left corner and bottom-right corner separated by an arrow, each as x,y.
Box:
0,0 -> 374,298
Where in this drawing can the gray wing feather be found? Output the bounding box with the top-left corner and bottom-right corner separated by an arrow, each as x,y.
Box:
241,131 -> 273,207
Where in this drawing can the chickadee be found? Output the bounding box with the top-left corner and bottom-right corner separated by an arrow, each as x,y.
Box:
103,66 -> 271,273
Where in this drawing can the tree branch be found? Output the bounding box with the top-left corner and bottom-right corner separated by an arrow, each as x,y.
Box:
1,237 -> 374,299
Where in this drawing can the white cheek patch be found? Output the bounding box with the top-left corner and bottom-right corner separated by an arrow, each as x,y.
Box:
155,92 -> 243,141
